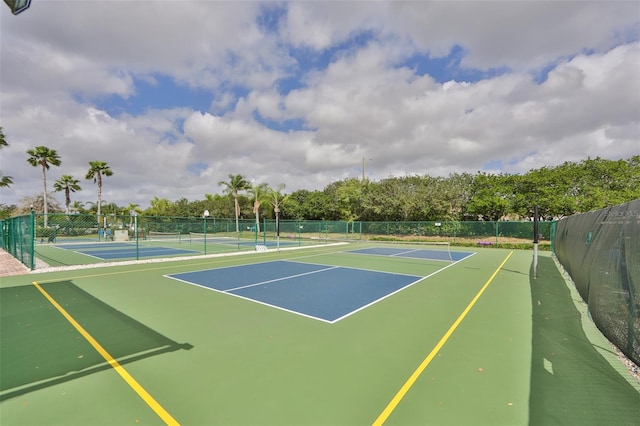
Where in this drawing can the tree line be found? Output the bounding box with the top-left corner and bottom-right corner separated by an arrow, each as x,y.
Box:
1,128 -> 638,222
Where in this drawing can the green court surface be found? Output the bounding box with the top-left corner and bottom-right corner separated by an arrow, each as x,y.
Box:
1,243 -> 638,425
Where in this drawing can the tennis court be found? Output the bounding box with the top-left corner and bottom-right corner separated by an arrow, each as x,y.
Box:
34,234 -> 311,267
168,260 -> 426,323
53,242 -> 201,260
1,242 -> 639,425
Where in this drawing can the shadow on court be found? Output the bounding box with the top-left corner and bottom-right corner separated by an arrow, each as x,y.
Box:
529,256 -> 640,425
0,281 -> 192,401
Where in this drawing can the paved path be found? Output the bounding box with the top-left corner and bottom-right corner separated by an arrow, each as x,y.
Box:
0,248 -> 30,277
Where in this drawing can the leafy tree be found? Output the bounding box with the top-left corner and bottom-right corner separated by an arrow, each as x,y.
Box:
281,190 -> 306,220
443,173 -> 475,220
84,201 -> 98,215
172,197 -> 192,217
71,200 -> 85,214
27,146 -> 61,227
53,175 -> 82,215
289,189 -> 334,220
85,161 -> 113,220
0,203 -> 17,220
146,196 -> 173,216
0,127 -> 13,188
124,202 -> 141,215
19,193 -> 62,216
202,193 -> 233,218
466,173 -> 513,221
218,174 -> 251,234
332,178 -> 365,222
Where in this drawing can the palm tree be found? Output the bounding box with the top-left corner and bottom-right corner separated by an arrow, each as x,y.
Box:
147,196 -> 172,216
85,161 -> 113,220
84,201 -> 98,215
0,174 -> 12,188
0,127 -> 13,188
267,184 -> 286,246
0,127 -> 7,148
27,146 -> 61,227
218,174 -> 251,234
71,200 -> 85,214
267,183 -> 286,218
247,182 -> 269,234
53,175 -> 82,215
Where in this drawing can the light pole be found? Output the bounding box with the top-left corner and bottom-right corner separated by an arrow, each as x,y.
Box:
362,157 -> 373,181
130,210 -> 138,259
203,210 -> 210,254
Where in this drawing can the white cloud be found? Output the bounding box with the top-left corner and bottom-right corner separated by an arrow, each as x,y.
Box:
1,1 -> 638,209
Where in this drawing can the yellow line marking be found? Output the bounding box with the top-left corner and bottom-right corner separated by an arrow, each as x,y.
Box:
32,281 -> 180,426
372,251 -> 514,425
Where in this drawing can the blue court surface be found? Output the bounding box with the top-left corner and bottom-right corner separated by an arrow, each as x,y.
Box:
54,242 -> 199,260
166,260 -> 422,323
346,247 -> 474,262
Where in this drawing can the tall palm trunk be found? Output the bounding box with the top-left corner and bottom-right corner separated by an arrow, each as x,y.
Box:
97,174 -> 103,219
41,164 -> 48,227
234,192 -> 240,234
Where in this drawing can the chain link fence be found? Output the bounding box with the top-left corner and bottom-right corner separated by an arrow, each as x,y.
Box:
1,213 -> 551,270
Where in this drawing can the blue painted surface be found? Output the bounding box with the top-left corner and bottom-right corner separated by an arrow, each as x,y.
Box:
55,242 -> 135,250
347,247 -> 474,262
168,261 -> 421,322
54,243 -> 199,259
83,247 -> 199,260
169,261 -> 332,291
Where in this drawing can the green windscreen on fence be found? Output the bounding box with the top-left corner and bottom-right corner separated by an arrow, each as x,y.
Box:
553,199 -> 640,366
2,213 -> 552,270
0,214 -> 34,270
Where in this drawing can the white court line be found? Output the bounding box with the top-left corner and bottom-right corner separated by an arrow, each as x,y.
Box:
225,265 -> 339,292
389,248 -> 423,257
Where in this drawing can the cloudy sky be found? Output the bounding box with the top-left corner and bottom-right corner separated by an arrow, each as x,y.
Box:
1,1 -> 638,209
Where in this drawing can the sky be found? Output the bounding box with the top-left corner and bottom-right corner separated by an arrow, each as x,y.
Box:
1,1 -> 639,210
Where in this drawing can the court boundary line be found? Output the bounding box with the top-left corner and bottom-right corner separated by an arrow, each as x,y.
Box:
225,265 -> 340,292
332,260 -> 460,323
31,281 -> 180,426
371,250 -> 514,425
29,242 -> 349,279
285,259 -> 424,278
166,260 -> 429,324
165,277 -> 336,324
345,247 -> 476,263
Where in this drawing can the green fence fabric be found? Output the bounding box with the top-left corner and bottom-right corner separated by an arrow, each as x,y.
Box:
0,214 -> 34,270
2,214 -> 550,270
553,199 -> 640,366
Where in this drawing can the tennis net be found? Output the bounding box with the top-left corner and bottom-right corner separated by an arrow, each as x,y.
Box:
147,231 -> 182,242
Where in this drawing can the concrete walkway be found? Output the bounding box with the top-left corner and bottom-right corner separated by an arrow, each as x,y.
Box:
0,248 -> 30,277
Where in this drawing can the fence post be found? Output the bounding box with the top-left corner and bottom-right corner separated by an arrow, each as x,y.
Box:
30,208 -> 35,270
134,214 -> 139,260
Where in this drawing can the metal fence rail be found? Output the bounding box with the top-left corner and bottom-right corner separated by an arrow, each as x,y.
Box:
1,213 -> 551,270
